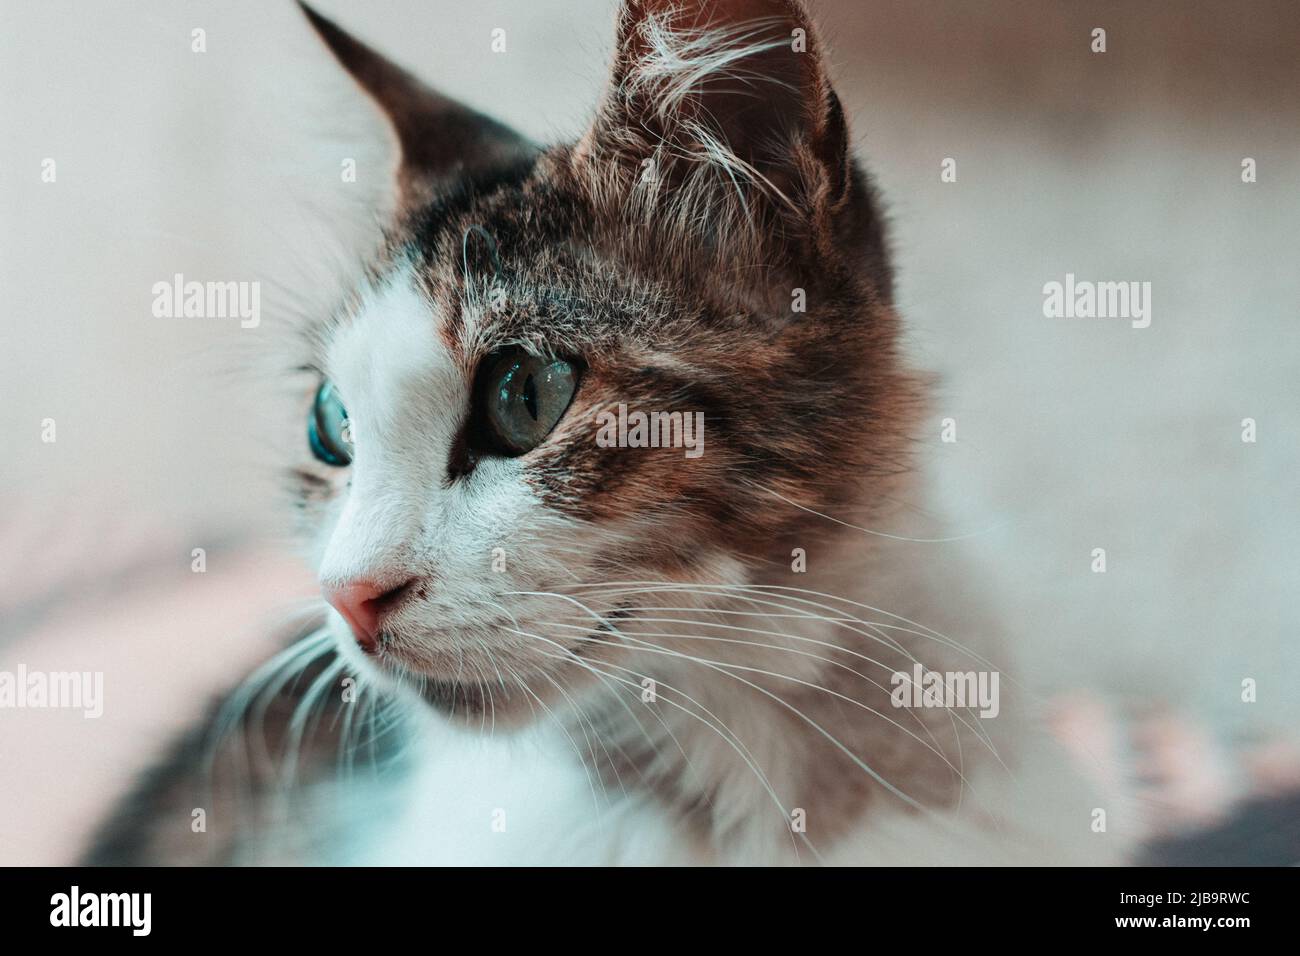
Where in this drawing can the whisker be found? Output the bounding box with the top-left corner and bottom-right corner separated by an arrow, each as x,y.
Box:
537,614 -> 970,784
740,478 -> 1009,544
514,583 -> 1008,770
503,625 -> 815,861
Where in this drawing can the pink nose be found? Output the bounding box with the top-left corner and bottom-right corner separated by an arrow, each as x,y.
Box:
324,579 -> 412,652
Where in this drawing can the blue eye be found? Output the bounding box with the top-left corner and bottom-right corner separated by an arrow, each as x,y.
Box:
309,381 -> 352,467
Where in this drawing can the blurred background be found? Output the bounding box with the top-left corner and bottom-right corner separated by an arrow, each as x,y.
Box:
2,0 -> 1298,863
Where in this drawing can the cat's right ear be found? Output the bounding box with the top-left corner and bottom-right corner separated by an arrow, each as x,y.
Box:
577,0 -> 853,263
298,2 -> 534,201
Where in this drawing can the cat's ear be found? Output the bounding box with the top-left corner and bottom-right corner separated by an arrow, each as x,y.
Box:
579,0 -> 851,249
299,2 -> 533,200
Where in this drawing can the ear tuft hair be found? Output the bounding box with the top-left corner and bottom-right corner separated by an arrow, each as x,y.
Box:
577,0 -> 851,267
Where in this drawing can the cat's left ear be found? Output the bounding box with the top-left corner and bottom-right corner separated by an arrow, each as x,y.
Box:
579,0 -> 851,247
299,2 -> 534,201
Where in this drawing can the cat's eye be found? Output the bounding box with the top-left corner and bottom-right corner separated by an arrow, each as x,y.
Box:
308,381 -> 352,467
474,347 -> 579,457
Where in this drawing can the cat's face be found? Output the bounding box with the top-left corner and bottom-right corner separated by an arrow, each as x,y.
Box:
293,0 -> 917,721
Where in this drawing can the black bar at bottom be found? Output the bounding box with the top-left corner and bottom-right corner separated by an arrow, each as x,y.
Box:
0,866 -> 1290,941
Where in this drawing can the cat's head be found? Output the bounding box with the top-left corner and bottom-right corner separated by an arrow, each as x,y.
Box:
294,0 -> 919,721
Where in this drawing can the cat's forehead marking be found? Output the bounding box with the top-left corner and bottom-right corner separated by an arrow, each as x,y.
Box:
326,266 -> 462,413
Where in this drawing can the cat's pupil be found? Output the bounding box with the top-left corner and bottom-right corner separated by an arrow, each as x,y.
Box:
523,374 -> 539,421
474,347 -> 579,457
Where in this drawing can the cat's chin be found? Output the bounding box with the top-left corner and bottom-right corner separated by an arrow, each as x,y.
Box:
405,671 -> 562,729
351,641 -> 561,728
413,678 -> 492,721
388,653 -> 602,730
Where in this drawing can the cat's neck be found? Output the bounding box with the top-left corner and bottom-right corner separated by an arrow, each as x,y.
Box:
572,525 -> 996,860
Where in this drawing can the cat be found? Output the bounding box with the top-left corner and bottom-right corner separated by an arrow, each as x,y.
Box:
88,0 -> 1142,866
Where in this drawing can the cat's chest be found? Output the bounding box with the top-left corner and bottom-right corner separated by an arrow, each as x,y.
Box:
331,721 -> 693,866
